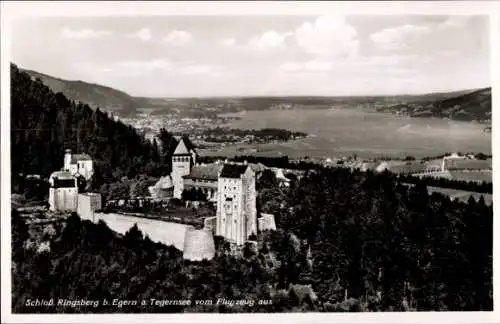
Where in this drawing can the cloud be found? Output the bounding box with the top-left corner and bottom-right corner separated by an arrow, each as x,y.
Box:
162,30 -> 193,46
181,64 -> 213,75
220,37 -> 236,47
128,28 -> 152,42
437,16 -> 471,30
280,54 -> 418,77
436,49 -> 460,56
247,30 -> 293,51
280,60 -> 333,73
280,62 -> 303,72
60,27 -> 112,39
370,24 -> 430,51
295,15 -> 359,58
115,59 -> 172,73
304,60 -> 333,71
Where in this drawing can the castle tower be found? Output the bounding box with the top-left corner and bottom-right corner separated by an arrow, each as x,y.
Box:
183,227 -> 215,261
171,138 -> 194,199
216,163 -> 257,245
64,149 -> 72,171
48,171 -> 78,212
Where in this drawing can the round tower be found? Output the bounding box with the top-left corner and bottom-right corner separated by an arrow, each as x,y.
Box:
183,228 -> 215,261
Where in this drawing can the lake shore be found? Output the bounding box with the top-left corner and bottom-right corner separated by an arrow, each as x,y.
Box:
210,108 -> 491,160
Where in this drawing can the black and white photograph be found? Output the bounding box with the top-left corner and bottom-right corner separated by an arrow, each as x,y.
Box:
1,1 -> 498,323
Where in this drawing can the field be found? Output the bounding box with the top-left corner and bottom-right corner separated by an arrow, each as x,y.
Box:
427,186 -> 492,205
449,170 -> 492,183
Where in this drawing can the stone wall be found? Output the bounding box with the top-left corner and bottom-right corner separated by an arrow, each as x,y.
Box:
93,212 -> 192,251
77,193 -> 102,222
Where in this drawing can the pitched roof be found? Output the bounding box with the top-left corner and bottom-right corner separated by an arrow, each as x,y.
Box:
219,164 -> 249,179
173,136 -> 197,156
173,138 -> 189,155
184,163 -> 223,181
248,162 -> 266,173
181,136 -> 196,152
50,171 -> 74,179
70,154 -> 92,163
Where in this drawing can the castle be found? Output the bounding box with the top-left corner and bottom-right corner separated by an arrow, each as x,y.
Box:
51,136 -> 272,252
165,136 -> 259,245
49,150 -> 99,212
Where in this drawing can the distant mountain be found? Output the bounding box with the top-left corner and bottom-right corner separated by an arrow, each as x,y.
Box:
376,87 -> 492,123
18,65 -> 491,123
20,68 -> 143,116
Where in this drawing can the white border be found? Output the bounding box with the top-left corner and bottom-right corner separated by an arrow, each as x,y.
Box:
1,1 -> 499,323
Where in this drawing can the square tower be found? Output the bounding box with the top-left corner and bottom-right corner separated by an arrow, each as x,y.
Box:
48,171 -> 78,212
216,163 -> 257,245
171,137 -> 196,198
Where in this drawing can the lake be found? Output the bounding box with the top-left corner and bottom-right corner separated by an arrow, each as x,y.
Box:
206,108 -> 491,159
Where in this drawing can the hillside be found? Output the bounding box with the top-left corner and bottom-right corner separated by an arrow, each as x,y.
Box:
376,87 -> 491,123
20,68 -> 143,116
18,65 -> 491,122
10,63 -> 168,188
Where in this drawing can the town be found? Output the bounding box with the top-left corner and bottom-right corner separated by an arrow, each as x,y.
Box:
119,113 -> 308,148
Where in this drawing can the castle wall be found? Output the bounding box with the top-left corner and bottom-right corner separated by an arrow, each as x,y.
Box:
93,212 -> 191,251
49,188 -> 78,212
258,213 -> 277,231
183,228 -> 215,261
77,193 -> 102,222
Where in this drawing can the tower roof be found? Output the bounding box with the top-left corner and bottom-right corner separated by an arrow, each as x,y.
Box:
173,138 -> 190,155
220,164 -> 249,179
173,136 -> 196,156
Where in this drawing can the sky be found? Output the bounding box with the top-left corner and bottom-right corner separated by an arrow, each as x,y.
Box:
11,15 -> 490,97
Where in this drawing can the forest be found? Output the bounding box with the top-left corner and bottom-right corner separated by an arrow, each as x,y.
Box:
10,64 -> 178,197
12,166 -> 492,312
